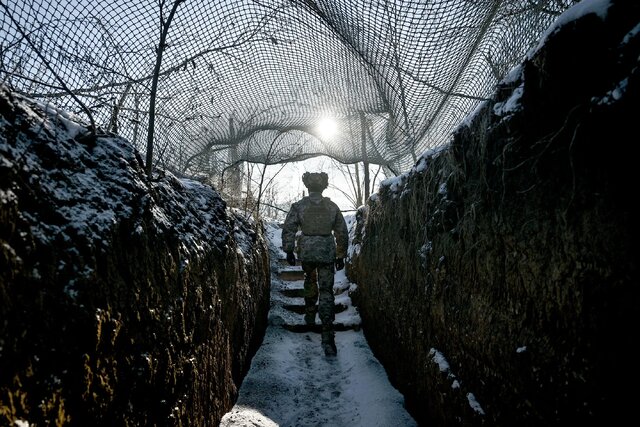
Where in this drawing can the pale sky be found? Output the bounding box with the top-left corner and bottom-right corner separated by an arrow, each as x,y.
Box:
261,156 -> 385,214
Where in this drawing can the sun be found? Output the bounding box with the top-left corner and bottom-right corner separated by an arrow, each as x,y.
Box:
316,117 -> 338,139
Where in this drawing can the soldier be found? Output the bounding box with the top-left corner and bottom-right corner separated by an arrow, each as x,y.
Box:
282,172 -> 349,356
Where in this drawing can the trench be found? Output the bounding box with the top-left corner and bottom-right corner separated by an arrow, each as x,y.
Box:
219,225 -> 418,427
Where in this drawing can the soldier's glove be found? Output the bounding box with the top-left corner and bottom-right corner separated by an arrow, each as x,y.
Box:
286,251 -> 296,266
335,258 -> 345,271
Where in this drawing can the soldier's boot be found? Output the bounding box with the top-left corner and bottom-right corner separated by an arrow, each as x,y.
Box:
321,326 -> 337,357
304,297 -> 317,325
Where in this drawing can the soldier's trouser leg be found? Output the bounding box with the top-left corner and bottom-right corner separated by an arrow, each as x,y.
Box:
301,262 -> 319,324
317,263 -> 337,356
316,263 -> 335,328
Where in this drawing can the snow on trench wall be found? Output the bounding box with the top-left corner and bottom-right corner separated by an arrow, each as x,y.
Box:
0,86 -> 271,426
348,2 -> 639,425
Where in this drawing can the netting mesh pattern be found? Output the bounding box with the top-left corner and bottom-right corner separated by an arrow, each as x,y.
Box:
0,0 -> 574,176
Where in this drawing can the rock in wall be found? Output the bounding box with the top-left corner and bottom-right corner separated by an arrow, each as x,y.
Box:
0,86 -> 271,426
348,1 -> 639,425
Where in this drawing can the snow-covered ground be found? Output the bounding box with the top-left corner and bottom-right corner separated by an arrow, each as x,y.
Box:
220,221 -> 417,427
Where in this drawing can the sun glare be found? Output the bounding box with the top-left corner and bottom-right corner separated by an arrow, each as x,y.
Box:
316,117 -> 338,139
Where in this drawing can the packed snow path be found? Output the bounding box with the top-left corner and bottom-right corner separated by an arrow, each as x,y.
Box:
219,223 -> 417,427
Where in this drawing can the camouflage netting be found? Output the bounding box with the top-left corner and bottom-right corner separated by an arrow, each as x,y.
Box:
0,0 -> 574,178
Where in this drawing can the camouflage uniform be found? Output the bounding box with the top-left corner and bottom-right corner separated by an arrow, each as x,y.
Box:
282,174 -> 348,355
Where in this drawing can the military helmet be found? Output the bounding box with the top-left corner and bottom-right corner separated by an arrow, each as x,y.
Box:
302,172 -> 328,191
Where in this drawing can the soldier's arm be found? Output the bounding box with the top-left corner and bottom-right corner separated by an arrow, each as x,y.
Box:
333,209 -> 349,258
282,204 -> 300,253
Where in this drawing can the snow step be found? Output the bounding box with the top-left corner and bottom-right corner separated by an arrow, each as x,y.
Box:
279,288 -> 305,298
282,322 -> 360,333
278,270 -> 305,281
279,287 -> 350,298
283,303 -> 349,314
278,259 -> 301,267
